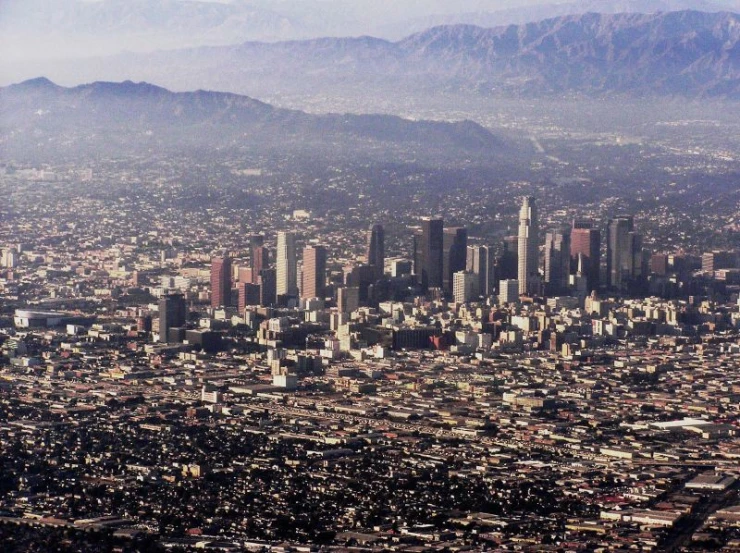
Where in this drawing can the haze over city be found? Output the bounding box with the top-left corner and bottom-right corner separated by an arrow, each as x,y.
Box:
1,0 -> 740,552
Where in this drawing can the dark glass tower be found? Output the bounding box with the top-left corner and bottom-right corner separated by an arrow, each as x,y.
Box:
414,217 -> 444,291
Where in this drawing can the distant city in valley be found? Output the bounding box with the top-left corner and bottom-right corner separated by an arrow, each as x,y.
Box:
1,1 -> 740,552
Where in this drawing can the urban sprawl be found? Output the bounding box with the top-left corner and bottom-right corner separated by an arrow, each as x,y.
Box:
1,184 -> 740,552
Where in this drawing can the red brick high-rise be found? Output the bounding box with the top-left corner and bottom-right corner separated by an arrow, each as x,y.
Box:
570,219 -> 601,291
301,245 -> 327,300
210,255 -> 232,308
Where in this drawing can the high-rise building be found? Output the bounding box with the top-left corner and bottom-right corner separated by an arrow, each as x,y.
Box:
650,253 -> 669,276
517,197 -> 540,296
570,219 -> 601,291
258,268 -> 277,307
443,227 -> 468,294
344,264 -> 375,303
2,248 -> 18,269
337,286 -> 360,314
210,255 -> 232,308
391,259 -> 413,278
606,215 -> 642,290
496,236 -> 519,281
366,224 -> 385,281
237,282 -> 260,312
452,271 -> 475,304
276,231 -> 298,297
544,229 -> 571,295
701,251 -> 738,273
249,234 -> 268,284
466,245 -> 494,297
159,293 -> 186,343
414,217 -> 444,290
499,279 -> 520,304
301,245 -> 327,300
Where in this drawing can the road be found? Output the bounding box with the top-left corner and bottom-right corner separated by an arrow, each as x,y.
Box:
659,481 -> 740,552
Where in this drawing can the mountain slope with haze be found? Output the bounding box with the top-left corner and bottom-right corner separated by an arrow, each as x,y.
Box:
0,78 -> 511,162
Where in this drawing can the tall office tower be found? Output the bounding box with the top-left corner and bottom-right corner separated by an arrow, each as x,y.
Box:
497,235 -> 519,280
570,219 -> 601,291
499,279 -> 520,304
517,196 -> 540,296
701,251 -> 738,273
466,245 -> 494,297
414,217 -> 444,290
366,224 -> 385,281
159,293 -> 186,343
650,253 -> 670,276
453,271 -> 476,304
344,264 -> 375,302
442,227 -> 468,294
389,259 -> 412,278
606,215 -> 640,290
237,282 -> 261,312
258,268 -> 277,307
210,255 -> 232,308
337,286 -> 360,314
276,231 -> 298,297
544,229 -> 571,295
301,245 -> 327,299
249,234 -> 268,284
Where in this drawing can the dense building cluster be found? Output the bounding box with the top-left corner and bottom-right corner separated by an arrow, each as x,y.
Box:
1,167 -> 740,552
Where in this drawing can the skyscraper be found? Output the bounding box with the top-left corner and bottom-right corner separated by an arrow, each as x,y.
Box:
337,286 -> 360,314
366,224 -> 385,281
499,279 -> 520,304
452,271 -> 475,304
249,234 -> 268,284
301,245 -> 327,300
258,268 -> 277,307
276,231 -> 298,297
544,229 -> 570,295
466,245 -> 494,297
237,282 -> 260,312
414,217 -> 444,290
570,219 -> 601,291
607,215 -> 641,290
210,255 -> 232,308
159,293 -> 186,343
443,227 -> 468,294
496,235 -> 519,281
517,197 -> 539,296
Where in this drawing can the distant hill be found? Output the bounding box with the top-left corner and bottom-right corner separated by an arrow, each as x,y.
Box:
0,78 -> 511,162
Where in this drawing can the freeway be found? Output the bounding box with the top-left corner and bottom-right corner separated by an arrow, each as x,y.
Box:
659,480 -> 740,552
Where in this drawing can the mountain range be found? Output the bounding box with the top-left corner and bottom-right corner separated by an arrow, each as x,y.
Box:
3,0 -> 738,63
6,10 -> 740,100
0,78 -> 510,162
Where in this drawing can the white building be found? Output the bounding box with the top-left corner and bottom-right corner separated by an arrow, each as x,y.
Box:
276,231 -> 298,297
452,270 -> 475,304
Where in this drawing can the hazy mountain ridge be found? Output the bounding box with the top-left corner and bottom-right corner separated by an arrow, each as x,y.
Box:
0,78 -> 510,161
8,10 -> 740,100
383,0 -> 739,36
394,10 -> 740,95
3,0 -> 740,66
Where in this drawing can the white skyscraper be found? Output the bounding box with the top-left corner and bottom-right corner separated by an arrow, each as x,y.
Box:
452,271 -> 475,304
276,231 -> 298,297
518,196 -> 540,296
